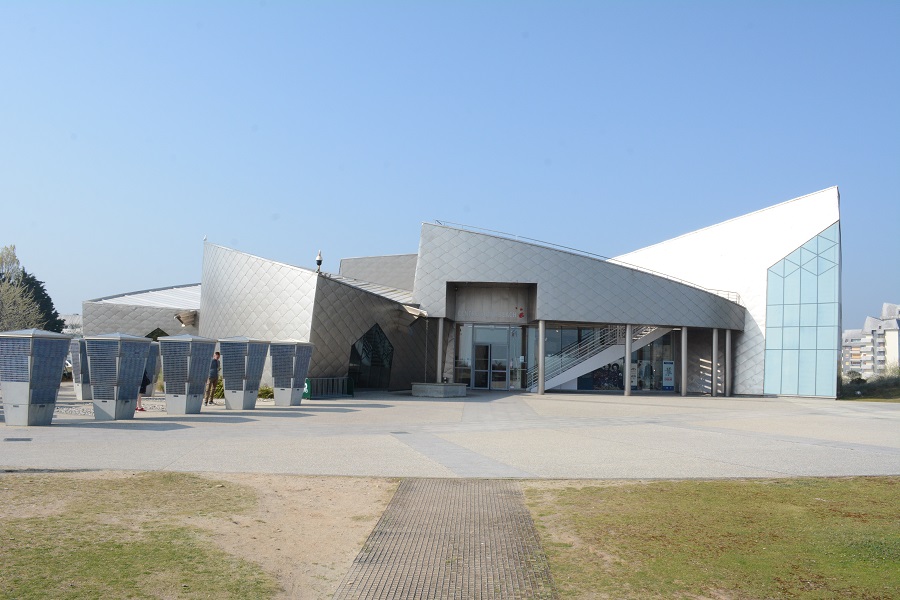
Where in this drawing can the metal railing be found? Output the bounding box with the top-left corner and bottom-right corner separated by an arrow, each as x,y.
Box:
525,325 -> 660,390
305,377 -> 354,399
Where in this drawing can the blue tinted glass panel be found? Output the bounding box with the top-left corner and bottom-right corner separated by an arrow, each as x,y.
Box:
784,269 -> 801,304
800,304 -> 817,326
817,267 -> 837,303
764,350 -> 782,394
817,326 -> 836,350
819,244 -> 838,263
798,350 -> 816,395
783,327 -> 800,349
816,350 -> 837,396
769,260 -> 785,277
817,303 -> 838,326
767,271 -> 784,305
800,327 -> 817,349
781,350 -> 799,395
784,305 -> 800,326
764,222 -> 840,398
801,248 -> 817,266
800,268 -> 818,303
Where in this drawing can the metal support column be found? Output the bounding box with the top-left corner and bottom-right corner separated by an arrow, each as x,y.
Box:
624,324 -> 633,397
725,329 -> 732,397
538,320 -> 546,395
711,328 -> 719,397
681,327 -> 688,397
435,318 -> 444,383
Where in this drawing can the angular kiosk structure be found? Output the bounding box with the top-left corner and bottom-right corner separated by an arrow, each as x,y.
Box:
220,337 -> 269,410
84,333 -> 152,420
158,334 -> 216,414
0,329 -> 72,426
270,340 -> 314,406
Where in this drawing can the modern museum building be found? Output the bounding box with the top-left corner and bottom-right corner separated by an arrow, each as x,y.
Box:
83,187 -> 842,398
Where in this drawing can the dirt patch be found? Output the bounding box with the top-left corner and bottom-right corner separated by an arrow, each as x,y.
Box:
191,473 -> 398,600
0,470 -> 397,600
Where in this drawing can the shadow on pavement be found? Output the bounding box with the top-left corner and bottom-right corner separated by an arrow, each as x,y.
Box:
61,421 -> 195,431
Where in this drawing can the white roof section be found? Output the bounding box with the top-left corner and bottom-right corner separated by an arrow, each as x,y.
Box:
89,284 -> 202,309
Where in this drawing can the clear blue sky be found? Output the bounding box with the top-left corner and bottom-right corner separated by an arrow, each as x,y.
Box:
2,1 -> 897,329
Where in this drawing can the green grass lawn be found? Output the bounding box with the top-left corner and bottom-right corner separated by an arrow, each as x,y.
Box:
526,477 -> 900,599
0,472 -> 278,599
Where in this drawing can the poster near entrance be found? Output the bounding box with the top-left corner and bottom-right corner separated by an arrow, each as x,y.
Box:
662,360 -> 675,391
630,362 -> 638,390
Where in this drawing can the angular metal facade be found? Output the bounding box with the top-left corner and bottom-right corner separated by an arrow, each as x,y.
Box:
311,275 -> 434,390
199,243 -> 433,390
339,254 -> 418,291
413,224 -> 745,330
200,243 -> 318,342
82,188 -> 839,398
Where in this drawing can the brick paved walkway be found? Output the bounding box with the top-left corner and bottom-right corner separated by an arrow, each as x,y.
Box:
333,479 -> 556,599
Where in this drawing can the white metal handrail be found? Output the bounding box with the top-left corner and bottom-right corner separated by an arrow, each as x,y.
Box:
525,325 -> 660,389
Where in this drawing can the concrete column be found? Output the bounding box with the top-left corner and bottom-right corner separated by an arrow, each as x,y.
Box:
712,328 -> 719,397
681,327 -> 688,397
624,324 -> 633,397
435,318 -> 444,383
725,329 -> 733,397
538,320 -> 546,395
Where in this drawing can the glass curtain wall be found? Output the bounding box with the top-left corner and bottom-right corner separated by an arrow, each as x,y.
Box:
526,325 -> 676,392
455,324 -> 527,390
764,223 -> 840,397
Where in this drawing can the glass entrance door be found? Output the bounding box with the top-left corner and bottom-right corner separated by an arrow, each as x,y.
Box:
458,325 -> 520,391
472,341 -> 509,390
490,343 -> 509,389
474,344 -> 490,389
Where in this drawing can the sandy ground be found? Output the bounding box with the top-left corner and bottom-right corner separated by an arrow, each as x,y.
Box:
195,473 -> 399,600
0,470 -> 399,600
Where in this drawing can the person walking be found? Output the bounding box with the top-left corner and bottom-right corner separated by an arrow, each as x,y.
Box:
204,351 -> 221,406
136,369 -> 151,412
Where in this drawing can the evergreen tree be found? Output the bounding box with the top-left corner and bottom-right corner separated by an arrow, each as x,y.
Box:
0,245 -> 44,331
21,270 -> 65,332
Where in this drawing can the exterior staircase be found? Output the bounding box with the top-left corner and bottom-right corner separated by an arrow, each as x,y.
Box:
526,325 -> 673,392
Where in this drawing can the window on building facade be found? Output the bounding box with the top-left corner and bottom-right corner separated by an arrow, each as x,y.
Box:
764,223 -> 840,397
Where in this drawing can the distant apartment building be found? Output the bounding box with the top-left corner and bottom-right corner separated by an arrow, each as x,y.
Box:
842,303 -> 900,378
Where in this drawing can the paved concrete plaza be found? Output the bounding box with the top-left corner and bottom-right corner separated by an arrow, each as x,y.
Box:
2,386 -> 899,478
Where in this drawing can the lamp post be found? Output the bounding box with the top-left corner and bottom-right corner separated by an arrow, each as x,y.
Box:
315,250 -> 322,273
